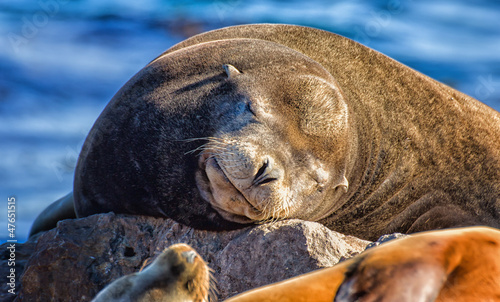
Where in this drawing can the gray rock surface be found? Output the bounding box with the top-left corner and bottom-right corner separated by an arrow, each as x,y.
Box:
8,213 -> 370,301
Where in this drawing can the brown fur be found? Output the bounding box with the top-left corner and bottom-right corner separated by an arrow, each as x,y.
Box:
69,24 -> 500,240
224,227 -> 500,302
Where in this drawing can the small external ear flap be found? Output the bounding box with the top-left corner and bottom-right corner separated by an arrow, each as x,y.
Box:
223,64 -> 242,78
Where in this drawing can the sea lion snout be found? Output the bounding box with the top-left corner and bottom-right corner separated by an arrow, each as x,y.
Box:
196,139 -> 288,224
182,250 -> 197,263
195,130 -> 347,225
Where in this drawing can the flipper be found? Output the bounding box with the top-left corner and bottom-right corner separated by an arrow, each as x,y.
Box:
29,192 -> 77,237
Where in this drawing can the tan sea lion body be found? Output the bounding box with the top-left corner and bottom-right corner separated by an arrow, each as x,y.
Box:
224,227 -> 500,302
91,243 -> 212,302
66,24 -> 499,240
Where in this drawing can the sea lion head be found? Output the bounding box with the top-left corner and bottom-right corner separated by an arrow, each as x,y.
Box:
91,243 -> 213,302
75,38 -> 353,228
145,243 -> 212,302
190,43 -> 352,224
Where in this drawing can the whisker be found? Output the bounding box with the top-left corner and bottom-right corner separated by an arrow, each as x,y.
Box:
207,267 -> 218,302
175,136 -> 225,143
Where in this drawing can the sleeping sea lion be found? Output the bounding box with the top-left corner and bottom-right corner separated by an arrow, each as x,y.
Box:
30,24 -> 498,240
224,226 -> 500,302
91,243 -> 213,302
29,23 -> 500,302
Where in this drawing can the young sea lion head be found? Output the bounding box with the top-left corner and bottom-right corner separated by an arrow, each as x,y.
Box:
144,243 -> 212,302
91,243 -> 213,302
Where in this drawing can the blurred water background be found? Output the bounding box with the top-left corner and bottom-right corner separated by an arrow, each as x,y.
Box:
1,0 -> 499,242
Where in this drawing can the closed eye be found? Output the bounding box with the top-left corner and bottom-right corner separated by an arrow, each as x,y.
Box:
233,101 -> 255,117
246,102 -> 256,116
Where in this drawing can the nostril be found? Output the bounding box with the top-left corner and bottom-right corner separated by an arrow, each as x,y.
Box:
257,177 -> 276,185
254,158 -> 270,181
182,250 -> 197,263
253,158 -> 279,186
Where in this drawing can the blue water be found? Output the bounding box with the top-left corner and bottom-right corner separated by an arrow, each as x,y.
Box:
1,0 -> 499,242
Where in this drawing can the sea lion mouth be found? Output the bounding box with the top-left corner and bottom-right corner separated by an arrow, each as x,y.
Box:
196,152 -> 263,223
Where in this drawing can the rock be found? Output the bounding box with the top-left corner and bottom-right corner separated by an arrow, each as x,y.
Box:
0,234 -> 39,302
217,220 -> 369,298
14,213 -> 370,301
